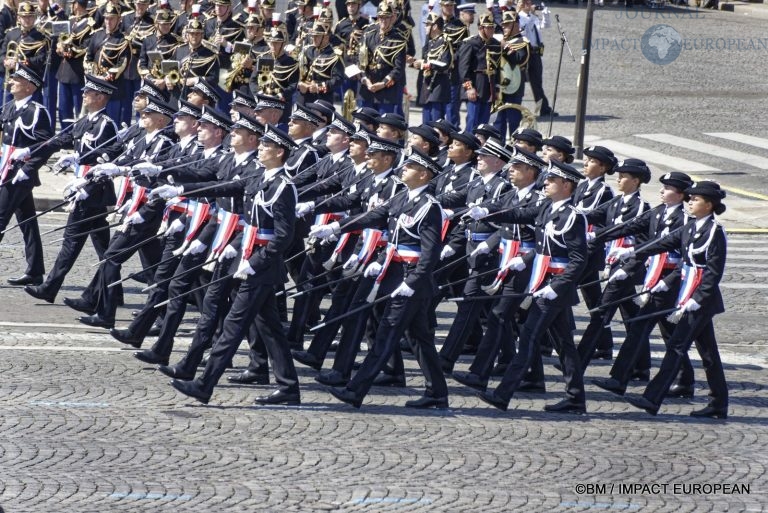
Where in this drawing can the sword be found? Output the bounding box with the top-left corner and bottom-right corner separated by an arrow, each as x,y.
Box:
308,294 -> 390,332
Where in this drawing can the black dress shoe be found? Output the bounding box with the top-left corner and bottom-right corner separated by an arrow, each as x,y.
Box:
540,348 -> 554,358
328,386 -> 362,409
158,364 -> 194,380
131,310 -> 140,317
24,284 -> 55,303
666,384 -> 694,399
405,396 -> 448,409
79,314 -> 115,329
315,369 -> 349,387
490,364 -> 508,377
592,377 -> 626,396
631,369 -> 650,382
147,321 -> 162,337
593,349 -> 613,361
64,297 -> 96,315
7,274 -> 43,286
518,380 -> 547,393
399,338 -> 413,353
170,379 -> 210,404
291,350 -> 323,370
452,370 -> 488,392
625,395 -> 659,416
328,341 -> 340,352
477,391 -> 509,412
228,369 -> 269,385
544,398 -> 586,414
539,109 -> 559,117
255,389 -> 300,406
689,405 -> 727,419
134,349 -> 169,366
110,328 -> 142,348
372,372 -> 406,387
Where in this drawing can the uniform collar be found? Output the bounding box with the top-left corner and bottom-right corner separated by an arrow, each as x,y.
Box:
517,183 -> 535,200
263,166 -> 283,181
87,108 -> 106,121
550,198 -> 569,213
408,184 -> 429,201
695,214 -> 713,231
14,95 -> 33,110
234,149 -> 255,166
203,144 -> 221,158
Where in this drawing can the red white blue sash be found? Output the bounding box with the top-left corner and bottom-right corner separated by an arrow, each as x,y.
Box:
126,186 -> 148,216
182,200 -> 212,243
356,228 -> 386,266
676,264 -> 704,307
643,253 -> 667,290
114,176 -> 133,209
73,164 -> 91,179
526,254 -> 568,293
210,210 -> 242,255
162,197 -> 188,222
241,224 -> 275,260
0,143 -> 16,183
605,237 -> 630,264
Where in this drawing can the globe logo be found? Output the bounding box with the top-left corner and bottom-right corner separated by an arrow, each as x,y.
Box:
641,25 -> 683,65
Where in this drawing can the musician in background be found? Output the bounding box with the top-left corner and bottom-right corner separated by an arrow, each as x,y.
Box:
121,0 -> 154,123
254,22 -> 298,126
56,0 -> 94,130
168,18 -> 220,103
458,13 -> 500,132
85,3 -> 130,125
493,11 -> 530,143
204,0 -> 244,108
297,21 -> 342,106
138,8 -> 183,93
408,12 -> 452,123
1,2 -> 50,103
225,13 -> 270,95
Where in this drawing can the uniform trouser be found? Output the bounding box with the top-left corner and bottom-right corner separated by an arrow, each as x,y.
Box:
197,278 -> 299,396
576,253 -> 613,353
120,79 -> 141,126
40,204 -> 110,297
126,229 -> 186,340
465,100 -> 492,133
642,312 -> 727,410
577,275 -> 639,371
422,101 -> 448,124
95,220 -> 163,320
0,182 -> 45,277
305,274 -> 359,363
286,242 -> 334,346
439,260 -> 496,364
58,81 -> 83,130
358,98 -> 397,115
106,98 -> 122,127
44,74 -> 58,129
447,83 -> 461,129
526,51 -> 551,112
345,294 -> 448,400
610,289 -> 694,387
492,89 -> 524,143
469,267 -> 532,380
494,297 -> 585,404
147,249 -> 210,359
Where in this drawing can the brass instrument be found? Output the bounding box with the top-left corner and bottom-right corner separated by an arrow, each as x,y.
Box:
166,68 -> 181,85
224,51 -> 247,92
342,88 -> 356,121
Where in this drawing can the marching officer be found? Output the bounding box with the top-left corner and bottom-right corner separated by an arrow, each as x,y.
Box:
312,146 -> 449,410
409,12 -> 452,123
357,2 -> 407,114
24,75 -> 121,304
0,65 -> 52,286
458,13 -> 500,131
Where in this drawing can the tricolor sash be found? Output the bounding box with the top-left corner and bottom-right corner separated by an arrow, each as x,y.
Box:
643,253 -> 667,290
356,228 -> 387,266
182,201 -> 213,243
605,237 -> 631,264
241,224 -> 275,260
676,264 -> 704,307
324,232 -> 354,270
162,197 -> 188,222
73,163 -> 91,179
210,210 -> 242,255
313,212 -> 343,226
0,143 -> 16,183
526,254 -> 568,293
441,218 -> 451,241
126,186 -> 148,216
114,176 -> 133,209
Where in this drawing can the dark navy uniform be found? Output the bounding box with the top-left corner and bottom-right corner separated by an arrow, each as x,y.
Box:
358,23 -> 408,112
458,29 -> 500,131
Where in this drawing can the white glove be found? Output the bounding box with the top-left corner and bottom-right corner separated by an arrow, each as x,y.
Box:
183,240 -> 207,256
92,163 -> 124,177
11,170 -> 29,184
218,244 -> 238,262
650,281 -> 669,294
117,124 -> 132,140
233,259 -> 255,280
470,241 -> 491,257
467,206 -> 489,220
295,201 -> 315,216
125,212 -> 145,225
681,298 -> 701,313
64,177 -> 89,194
363,261 -> 382,278
609,246 -> 635,261
342,253 -> 359,270
116,199 -> 133,215
133,161 -> 163,176
391,282 -> 415,298
442,208 -> 454,219
55,153 -> 79,170
73,188 -> 89,201
10,147 -> 31,161
440,245 -> 456,261
503,256 -> 526,272
533,285 -> 557,300
608,269 -> 628,283
309,221 -> 340,239
165,217 -> 186,235
586,231 -> 596,241
151,184 -> 184,199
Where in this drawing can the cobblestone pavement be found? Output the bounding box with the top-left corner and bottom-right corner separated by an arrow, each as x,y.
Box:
0,212 -> 766,512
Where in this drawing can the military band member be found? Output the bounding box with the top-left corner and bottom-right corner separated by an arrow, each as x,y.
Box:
409,12 -> 452,123
357,2 -> 407,114
204,0 -> 245,106
310,147 -> 448,409
1,2 -> 50,102
297,21 -> 343,105
493,10 -> 530,142
138,9 -> 183,91
517,0 -> 555,117
458,12 -> 500,132
121,0 -> 154,122
224,13 -> 270,95
85,3 -> 130,124
471,159 -> 588,414
0,66 -> 52,286
253,22 -> 298,127
169,124 -> 302,406
0,0 -> 17,37
168,18 -> 220,103
24,75 -> 120,303
334,0 -> 368,104
441,0 -> 470,128
621,181 -> 728,419
55,0 -> 95,129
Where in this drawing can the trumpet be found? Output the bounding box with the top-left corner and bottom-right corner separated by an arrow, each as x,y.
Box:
223,51 -> 248,92
166,69 -> 181,85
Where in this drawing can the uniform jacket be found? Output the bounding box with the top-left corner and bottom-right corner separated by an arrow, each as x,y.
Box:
1,98 -> 53,187
458,34 -> 500,103
359,25 -> 407,105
